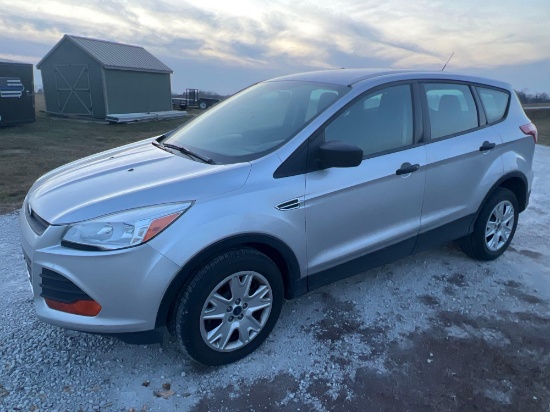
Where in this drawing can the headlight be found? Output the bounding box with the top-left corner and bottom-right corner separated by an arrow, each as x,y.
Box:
62,202 -> 193,251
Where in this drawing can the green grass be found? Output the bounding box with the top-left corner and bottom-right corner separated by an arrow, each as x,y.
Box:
525,108 -> 550,146
0,94 -> 194,213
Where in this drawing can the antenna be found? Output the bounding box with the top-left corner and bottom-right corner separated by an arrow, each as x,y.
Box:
441,52 -> 454,71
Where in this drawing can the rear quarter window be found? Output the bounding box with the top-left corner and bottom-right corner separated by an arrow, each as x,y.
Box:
477,87 -> 510,123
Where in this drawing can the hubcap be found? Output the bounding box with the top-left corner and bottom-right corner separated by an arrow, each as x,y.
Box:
200,271 -> 273,352
485,200 -> 515,252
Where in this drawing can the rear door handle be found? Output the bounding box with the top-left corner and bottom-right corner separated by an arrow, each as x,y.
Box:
396,162 -> 420,176
479,141 -> 496,151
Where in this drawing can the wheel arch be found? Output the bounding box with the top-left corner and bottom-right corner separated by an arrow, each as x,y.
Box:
470,171 -> 528,233
155,233 -> 305,328
498,175 -> 528,213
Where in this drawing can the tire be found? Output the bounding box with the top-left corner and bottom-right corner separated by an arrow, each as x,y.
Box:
172,248 -> 283,366
198,101 -> 207,110
460,187 -> 519,261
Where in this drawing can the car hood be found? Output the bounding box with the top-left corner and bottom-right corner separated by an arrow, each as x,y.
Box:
27,139 -> 251,224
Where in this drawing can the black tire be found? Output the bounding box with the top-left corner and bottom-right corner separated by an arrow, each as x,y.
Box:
460,187 -> 519,261
173,248 -> 283,366
198,101 -> 207,110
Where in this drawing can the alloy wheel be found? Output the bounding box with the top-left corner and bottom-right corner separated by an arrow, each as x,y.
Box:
200,271 -> 273,352
485,200 -> 515,252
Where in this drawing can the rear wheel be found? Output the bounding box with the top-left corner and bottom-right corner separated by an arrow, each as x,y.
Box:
199,101 -> 207,110
172,248 -> 283,365
460,188 -> 518,261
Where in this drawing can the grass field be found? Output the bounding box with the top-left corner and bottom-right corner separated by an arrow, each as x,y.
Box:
525,108 -> 550,146
1,95 -> 549,213
0,94 -> 194,213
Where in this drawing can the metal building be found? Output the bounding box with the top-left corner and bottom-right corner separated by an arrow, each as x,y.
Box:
37,35 -> 173,119
0,58 -> 35,126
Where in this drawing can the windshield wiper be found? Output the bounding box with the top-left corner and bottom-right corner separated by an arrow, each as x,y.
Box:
153,141 -> 214,164
163,144 -> 213,164
151,140 -> 171,153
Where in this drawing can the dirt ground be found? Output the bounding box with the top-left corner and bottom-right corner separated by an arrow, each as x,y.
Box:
0,148 -> 549,410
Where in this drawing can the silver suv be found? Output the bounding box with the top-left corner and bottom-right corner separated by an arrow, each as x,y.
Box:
20,69 -> 537,365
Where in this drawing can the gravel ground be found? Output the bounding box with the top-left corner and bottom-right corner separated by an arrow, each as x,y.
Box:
1,145 -> 549,412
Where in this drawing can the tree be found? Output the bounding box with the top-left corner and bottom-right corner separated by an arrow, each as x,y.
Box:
515,89 -> 550,104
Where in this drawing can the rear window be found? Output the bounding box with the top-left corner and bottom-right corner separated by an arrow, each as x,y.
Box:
477,87 -> 510,123
424,83 -> 479,139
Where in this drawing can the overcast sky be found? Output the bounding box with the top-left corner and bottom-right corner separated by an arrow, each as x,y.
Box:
1,0 -> 549,95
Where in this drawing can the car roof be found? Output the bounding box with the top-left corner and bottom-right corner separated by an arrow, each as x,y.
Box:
267,69 -> 511,90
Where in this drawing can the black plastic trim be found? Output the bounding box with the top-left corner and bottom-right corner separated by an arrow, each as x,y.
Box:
25,205 -> 50,235
308,213 -> 482,293
418,80 -> 432,141
470,172 -> 529,229
273,139 -> 309,179
411,81 -> 425,143
413,214 -> 475,254
470,84 -> 487,126
61,240 -> 103,251
40,268 -> 93,303
275,199 -> 301,210
154,233 -> 304,328
308,238 -> 416,291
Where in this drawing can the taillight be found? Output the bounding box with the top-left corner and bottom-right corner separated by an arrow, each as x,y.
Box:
520,123 -> 538,143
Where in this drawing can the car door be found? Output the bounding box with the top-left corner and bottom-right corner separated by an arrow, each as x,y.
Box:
418,82 -> 504,247
305,83 -> 427,289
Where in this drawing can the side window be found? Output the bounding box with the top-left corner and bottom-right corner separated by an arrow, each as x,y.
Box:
477,87 -> 509,123
324,84 -> 413,156
424,83 -> 479,139
305,89 -> 339,121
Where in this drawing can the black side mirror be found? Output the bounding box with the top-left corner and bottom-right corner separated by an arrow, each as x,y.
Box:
318,141 -> 363,169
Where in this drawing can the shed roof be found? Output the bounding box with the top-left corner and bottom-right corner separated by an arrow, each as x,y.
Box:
37,34 -> 173,74
0,58 -> 31,65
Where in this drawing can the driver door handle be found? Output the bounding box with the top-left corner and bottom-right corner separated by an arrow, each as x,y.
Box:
396,163 -> 420,176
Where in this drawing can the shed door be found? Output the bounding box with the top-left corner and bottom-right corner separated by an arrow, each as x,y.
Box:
54,64 -> 92,115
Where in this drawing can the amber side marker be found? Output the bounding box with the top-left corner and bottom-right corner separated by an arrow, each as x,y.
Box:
45,299 -> 102,317
143,212 -> 181,242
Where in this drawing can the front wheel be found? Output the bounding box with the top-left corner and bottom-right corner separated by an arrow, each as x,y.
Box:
173,248 -> 283,365
460,187 -> 519,261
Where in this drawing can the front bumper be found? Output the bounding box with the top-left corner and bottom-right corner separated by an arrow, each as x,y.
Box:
19,207 -> 181,334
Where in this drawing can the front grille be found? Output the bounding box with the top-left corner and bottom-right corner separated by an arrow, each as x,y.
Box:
40,268 -> 92,303
25,204 -> 50,235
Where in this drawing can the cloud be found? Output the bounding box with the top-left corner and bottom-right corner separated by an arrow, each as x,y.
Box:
0,0 -> 549,93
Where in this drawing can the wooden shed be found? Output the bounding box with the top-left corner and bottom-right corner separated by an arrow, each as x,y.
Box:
37,35 -> 173,119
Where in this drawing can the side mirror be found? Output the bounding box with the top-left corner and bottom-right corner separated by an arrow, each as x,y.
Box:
318,141 -> 363,169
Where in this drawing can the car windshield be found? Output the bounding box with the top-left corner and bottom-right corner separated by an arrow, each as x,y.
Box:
165,80 -> 349,164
